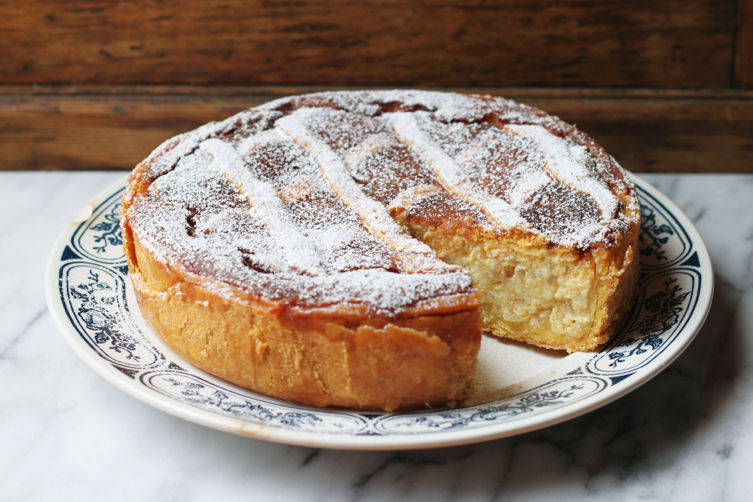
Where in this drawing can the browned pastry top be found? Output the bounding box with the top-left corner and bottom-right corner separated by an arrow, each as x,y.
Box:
122,90 -> 640,315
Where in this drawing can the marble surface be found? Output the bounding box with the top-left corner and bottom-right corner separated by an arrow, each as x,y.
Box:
1,171 -> 751,501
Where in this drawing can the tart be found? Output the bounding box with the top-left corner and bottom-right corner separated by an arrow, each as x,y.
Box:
120,90 -> 640,411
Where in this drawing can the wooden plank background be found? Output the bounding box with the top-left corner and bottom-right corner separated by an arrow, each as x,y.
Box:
0,0 -> 751,172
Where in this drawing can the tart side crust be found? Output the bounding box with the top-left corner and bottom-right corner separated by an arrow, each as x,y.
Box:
123,202 -> 481,412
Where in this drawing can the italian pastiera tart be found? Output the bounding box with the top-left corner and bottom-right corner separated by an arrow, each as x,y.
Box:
121,90 -> 640,411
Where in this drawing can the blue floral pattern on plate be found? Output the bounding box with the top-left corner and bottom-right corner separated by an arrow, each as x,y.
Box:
47,176 -> 713,449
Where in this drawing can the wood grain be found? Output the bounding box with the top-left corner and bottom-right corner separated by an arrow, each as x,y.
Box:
0,0 -> 736,88
735,0 -> 753,86
2,87 -> 751,172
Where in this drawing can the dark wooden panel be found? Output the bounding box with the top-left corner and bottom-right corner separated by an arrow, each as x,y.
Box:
0,0 -> 737,88
735,0 -> 753,86
1,87 -> 751,172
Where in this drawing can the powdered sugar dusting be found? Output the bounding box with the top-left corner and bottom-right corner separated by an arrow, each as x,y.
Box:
506,124 -> 618,218
127,90 -> 639,313
200,137 -> 325,275
391,107 -> 627,246
387,111 -> 527,229
277,107 -> 448,273
140,109 -> 282,181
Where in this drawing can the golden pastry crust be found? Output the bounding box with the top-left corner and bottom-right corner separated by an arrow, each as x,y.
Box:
126,228 -> 481,411
121,90 -> 640,411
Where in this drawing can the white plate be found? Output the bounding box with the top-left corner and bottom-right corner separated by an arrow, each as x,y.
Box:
46,175 -> 713,450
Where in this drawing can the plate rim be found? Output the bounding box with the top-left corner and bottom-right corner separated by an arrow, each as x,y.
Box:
45,174 -> 714,450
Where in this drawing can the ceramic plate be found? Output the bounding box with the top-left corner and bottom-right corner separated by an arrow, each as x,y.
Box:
46,175 -> 713,450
